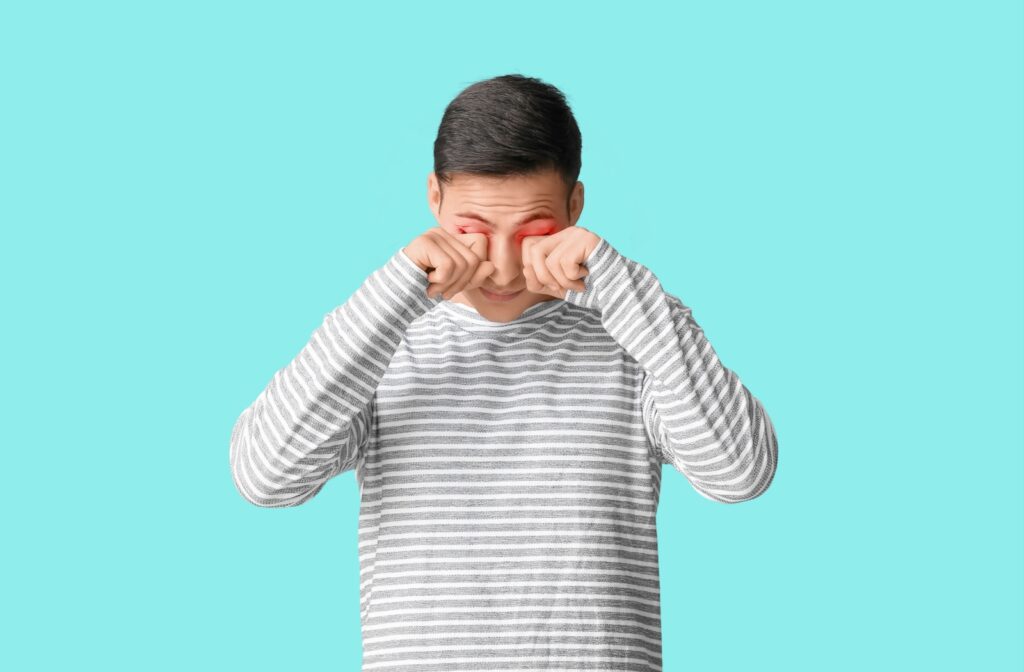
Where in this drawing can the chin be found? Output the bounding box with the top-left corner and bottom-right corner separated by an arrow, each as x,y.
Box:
463,289 -> 523,317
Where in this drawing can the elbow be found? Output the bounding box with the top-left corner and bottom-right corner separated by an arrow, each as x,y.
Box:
723,393 -> 778,503
231,457 -> 287,508
693,414 -> 778,505
730,450 -> 777,503
229,409 -> 321,508
721,406 -> 779,504
229,409 -> 270,507
749,403 -> 779,500
232,467 -> 322,508
230,444 -> 324,508
229,424 -> 278,507
231,466 -> 276,508
695,462 -> 775,504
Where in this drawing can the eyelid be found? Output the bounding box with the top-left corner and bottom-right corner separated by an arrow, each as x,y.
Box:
456,214 -> 555,227
457,228 -> 552,234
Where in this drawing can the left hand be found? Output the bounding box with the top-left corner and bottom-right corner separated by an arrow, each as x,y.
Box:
521,226 -> 601,299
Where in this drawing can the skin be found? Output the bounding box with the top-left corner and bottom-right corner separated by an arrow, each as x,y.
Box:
424,167 -> 591,323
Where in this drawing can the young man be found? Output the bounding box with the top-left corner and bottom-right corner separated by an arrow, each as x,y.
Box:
230,74 -> 778,671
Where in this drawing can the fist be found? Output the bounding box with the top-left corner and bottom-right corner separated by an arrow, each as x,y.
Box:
404,226 -> 496,300
521,226 -> 600,299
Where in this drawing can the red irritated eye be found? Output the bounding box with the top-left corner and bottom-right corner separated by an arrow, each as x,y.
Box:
456,225 -> 556,240
516,226 -> 555,244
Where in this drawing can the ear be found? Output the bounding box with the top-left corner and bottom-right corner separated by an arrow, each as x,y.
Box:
427,171 -> 441,221
569,180 -> 584,226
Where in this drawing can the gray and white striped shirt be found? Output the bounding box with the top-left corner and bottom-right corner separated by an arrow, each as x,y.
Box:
230,236 -> 778,671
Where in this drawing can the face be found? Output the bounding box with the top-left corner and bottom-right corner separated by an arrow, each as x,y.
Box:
426,167 -> 585,323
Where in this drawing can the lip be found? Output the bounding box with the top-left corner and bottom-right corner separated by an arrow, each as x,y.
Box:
480,287 -> 524,302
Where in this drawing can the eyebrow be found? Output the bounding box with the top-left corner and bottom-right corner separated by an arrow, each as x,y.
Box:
453,211 -> 556,227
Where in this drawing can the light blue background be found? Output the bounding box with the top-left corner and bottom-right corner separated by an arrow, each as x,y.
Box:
2,1 -> 1021,670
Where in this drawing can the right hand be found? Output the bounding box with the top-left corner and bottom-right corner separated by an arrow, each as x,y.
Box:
403,226 -> 496,300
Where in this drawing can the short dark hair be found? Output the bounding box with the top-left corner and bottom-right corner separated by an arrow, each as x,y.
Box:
433,74 -> 582,211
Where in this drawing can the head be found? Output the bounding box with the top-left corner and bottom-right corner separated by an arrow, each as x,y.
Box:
427,74 -> 585,323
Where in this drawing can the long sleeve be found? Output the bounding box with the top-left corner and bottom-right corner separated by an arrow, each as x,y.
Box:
563,237 -> 778,504
229,247 -> 442,508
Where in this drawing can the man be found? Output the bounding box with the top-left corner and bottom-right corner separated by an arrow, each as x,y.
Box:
230,73 -> 778,671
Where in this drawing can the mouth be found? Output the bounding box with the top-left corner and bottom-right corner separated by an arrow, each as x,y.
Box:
479,287 -> 524,302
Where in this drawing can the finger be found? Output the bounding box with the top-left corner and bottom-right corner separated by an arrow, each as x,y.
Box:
521,258 -> 542,294
521,265 -> 560,297
545,239 -> 581,291
435,227 -> 484,262
425,252 -> 460,297
523,237 -> 558,289
465,259 -> 496,291
530,248 -> 558,289
558,252 -> 587,292
559,239 -> 591,283
445,229 -> 489,264
421,238 -> 449,298
446,231 -> 490,295
429,229 -> 489,298
424,235 -> 468,298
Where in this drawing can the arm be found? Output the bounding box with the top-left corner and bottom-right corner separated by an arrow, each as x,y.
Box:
563,237 -> 778,503
229,248 -> 441,508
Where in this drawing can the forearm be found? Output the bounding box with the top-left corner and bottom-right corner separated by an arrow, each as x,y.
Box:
564,237 -> 778,503
229,248 -> 441,507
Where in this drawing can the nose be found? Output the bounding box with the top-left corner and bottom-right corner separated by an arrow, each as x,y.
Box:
486,235 -> 524,287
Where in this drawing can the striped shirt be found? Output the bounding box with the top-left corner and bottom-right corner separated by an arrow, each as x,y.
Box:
230,236 -> 778,671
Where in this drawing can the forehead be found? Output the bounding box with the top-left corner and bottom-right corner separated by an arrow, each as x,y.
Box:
443,169 -> 565,207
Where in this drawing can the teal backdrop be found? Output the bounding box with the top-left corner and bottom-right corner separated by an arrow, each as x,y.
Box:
3,1 -> 1021,670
